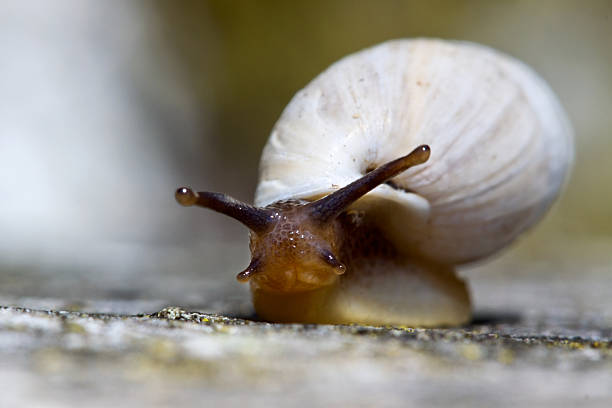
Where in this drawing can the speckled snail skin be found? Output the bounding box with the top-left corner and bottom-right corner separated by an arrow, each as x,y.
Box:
176,39 -> 573,327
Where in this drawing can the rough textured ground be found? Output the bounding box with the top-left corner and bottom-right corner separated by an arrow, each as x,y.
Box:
0,304 -> 610,408
0,295 -> 610,407
1,239 -> 611,407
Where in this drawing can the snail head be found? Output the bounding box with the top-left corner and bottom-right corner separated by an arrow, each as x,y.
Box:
175,145 -> 430,293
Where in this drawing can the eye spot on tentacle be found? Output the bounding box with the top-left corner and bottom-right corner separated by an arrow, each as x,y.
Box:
175,187 -> 198,206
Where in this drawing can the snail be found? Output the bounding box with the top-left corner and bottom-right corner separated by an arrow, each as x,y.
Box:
176,39 -> 573,327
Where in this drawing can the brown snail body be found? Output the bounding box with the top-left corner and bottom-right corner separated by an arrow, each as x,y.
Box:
247,194 -> 469,326
176,39 -> 572,326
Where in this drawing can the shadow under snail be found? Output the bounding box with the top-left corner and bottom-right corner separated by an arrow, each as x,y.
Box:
175,39 -> 573,327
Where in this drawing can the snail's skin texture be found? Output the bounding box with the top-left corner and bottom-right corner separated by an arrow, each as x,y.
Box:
177,39 -> 573,327
249,207 -> 470,326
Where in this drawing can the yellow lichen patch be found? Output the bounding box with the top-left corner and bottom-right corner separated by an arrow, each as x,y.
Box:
395,326 -> 416,334
590,341 -> 605,349
146,339 -> 179,361
497,348 -> 514,365
568,341 -> 584,350
459,344 -> 483,361
63,322 -> 86,334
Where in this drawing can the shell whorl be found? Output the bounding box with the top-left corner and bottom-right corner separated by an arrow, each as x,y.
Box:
255,39 -> 573,265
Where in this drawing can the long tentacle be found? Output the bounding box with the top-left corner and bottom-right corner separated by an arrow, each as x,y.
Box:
307,145 -> 430,223
175,187 -> 274,233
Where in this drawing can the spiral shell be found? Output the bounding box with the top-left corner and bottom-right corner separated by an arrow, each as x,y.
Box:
255,39 -> 573,265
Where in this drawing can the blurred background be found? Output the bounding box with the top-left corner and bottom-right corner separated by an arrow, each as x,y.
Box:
0,0 -> 610,316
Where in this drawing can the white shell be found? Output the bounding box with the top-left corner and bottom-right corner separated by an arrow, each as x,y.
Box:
255,39 -> 573,265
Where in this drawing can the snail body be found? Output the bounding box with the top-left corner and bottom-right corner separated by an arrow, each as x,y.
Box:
177,39 -> 573,326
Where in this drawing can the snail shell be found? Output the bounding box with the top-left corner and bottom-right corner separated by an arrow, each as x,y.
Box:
256,38 -> 573,265
177,38 -> 573,327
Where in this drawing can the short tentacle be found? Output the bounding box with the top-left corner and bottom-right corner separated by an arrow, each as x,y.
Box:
236,257 -> 262,282
319,249 -> 346,275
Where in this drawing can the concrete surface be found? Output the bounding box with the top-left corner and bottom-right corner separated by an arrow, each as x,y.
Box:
0,238 -> 611,407
0,294 -> 610,407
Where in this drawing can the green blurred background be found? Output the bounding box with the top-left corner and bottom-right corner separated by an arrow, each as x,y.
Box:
0,0 -> 610,312
156,0 -> 612,235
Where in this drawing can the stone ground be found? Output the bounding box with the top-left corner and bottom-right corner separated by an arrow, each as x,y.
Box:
0,240 -> 611,407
